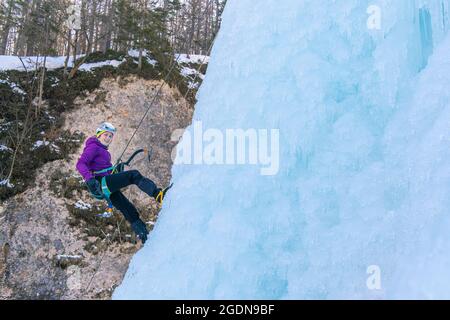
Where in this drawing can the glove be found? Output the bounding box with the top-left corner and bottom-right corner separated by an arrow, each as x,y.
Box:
131,219 -> 149,244
87,178 -> 102,197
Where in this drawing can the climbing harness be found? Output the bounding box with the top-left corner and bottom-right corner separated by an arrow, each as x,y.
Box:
87,148 -> 152,214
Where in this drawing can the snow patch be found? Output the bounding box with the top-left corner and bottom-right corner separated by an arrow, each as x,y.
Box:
175,53 -> 210,64
0,54 -> 85,71
79,59 -> 126,72
0,179 -> 14,188
0,78 -> 26,95
74,200 -> 92,210
127,49 -> 158,66
31,140 -> 60,152
0,145 -> 12,152
31,140 -> 50,149
56,254 -> 82,260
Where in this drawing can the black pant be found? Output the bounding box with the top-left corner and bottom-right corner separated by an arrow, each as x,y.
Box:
96,170 -> 158,223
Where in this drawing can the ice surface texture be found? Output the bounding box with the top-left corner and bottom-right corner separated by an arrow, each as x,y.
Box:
114,0 -> 450,299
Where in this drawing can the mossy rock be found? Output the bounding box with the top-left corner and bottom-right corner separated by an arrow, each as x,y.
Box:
67,201 -> 137,244
54,254 -> 83,269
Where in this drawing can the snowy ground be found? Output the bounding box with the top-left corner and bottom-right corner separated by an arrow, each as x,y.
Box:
175,53 -> 210,65
0,51 -> 207,72
175,54 -> 209,89
0,50 -> 208,93
0,54 -> 85,71
0,78 -> 26,95
0,49 -> 158,72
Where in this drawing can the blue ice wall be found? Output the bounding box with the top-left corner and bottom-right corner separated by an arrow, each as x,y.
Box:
114,0 -> 450,299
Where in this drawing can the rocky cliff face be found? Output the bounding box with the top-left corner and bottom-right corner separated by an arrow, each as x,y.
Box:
0,75 -> 192,299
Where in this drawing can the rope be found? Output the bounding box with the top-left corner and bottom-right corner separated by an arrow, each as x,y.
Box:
116,53 -> 183,164
116,3 -> 217,163
83,217 -> 125,296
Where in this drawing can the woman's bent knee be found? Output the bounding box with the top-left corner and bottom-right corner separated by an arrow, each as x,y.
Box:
129,169 -> 142,180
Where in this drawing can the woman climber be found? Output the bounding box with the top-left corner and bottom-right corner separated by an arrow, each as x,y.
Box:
76,122 -> 170,244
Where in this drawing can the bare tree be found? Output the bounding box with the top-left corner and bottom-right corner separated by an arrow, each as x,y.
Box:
1,0 -> 227,57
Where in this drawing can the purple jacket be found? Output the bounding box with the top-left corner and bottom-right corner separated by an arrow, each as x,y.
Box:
76,136 -> 113,181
